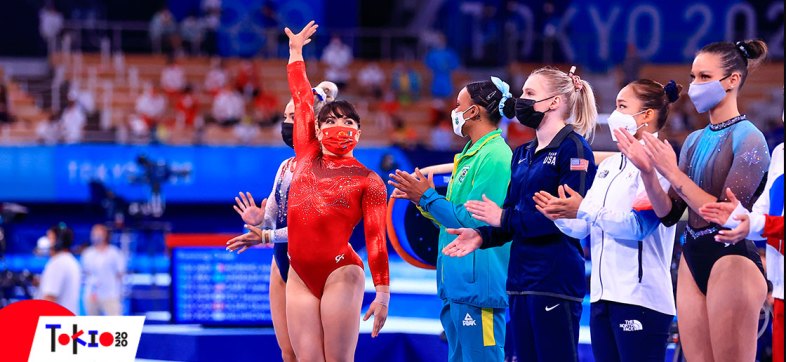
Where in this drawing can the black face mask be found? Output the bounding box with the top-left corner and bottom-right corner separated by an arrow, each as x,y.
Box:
281,123 -> 294,149
514,96 -> 555,129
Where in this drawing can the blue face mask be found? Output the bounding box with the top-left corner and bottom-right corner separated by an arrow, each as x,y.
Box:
687,75 -> 731,113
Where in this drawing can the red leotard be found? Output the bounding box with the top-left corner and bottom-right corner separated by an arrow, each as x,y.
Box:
285,61 -> 390,298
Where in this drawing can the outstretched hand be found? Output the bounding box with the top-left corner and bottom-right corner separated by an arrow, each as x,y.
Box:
363,290 -> 389,338
465,195 -> 503,227
284,20 -> 318,51
715,214 -> 750,244
233,192 -> 267,226
442,228 -> 483,257
699,188 -> 742,226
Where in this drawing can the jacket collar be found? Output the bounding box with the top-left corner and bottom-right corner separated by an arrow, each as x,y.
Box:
459,129 -> 502,158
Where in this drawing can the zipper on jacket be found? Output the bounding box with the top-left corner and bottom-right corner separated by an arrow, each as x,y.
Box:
637,241 -> 644,283
471,252 -> 476,283
598,155 -> 626,300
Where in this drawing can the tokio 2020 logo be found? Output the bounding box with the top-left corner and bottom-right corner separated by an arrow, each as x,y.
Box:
29,316 -> 145,362
45,323 -> 129,353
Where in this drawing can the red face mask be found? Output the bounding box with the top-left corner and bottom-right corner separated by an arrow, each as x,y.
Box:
321,126 -> 358,156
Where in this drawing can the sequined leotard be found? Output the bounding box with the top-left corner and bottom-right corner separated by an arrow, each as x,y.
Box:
660,116 -> 770,294
286,60 -> 390,298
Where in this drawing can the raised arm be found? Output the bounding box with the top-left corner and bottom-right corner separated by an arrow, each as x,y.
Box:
285,21 -> 320,157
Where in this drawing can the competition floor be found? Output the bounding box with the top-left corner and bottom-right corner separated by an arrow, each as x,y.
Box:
133,254 -> 677,362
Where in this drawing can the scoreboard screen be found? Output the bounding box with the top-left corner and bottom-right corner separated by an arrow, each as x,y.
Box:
171,247 -> 273,325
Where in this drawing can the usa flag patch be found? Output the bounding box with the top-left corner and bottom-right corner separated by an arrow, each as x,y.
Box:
570,158 -> 588,171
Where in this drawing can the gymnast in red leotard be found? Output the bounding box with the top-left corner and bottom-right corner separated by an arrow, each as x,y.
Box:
283,21 -> 390,361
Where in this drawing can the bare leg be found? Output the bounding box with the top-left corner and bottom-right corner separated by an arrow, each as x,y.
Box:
286,267 -> 325,362
270,259 -> 296,362
706,256 -> 767,362
320,265 -> 365,362
676,257 -> 714,361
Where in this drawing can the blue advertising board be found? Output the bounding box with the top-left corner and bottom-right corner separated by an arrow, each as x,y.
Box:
0,145 -> 411,203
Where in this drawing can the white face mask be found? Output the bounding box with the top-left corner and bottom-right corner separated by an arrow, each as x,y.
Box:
608,110 -> 647,142
451,105 -> 475,137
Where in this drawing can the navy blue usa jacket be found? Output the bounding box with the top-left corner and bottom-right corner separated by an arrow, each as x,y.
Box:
476,125 -> 596,302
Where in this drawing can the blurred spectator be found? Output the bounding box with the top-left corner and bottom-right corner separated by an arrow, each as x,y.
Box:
82,224 -> 125,316
251,87 -> 280,128
478,5 -> 502,66
202,8 -> 221,55
212,84 -> 245,127
234,60 -> 259,98
391,62 -> 421,104
428,99 -> 454,151
430,120 -> 454,151
321,35 -> 353,90
61,99 -> 86,144
358,62 -> 385,99
620,43 -> 643,88
135,83 -> 167,131
202,0 -> 222,12
234,116 -> 260,144
36,112 -> 60,145
180,12 -> 204,55
37,224 -> 81,314
204,57 -> 228,96
68,84 -> 96,117
38,3 -> 63,54
391,115 -> 418,149
175,85 -> 201,130
161,55 -> 186,98
259,2 -> 281,58
379,90 -> 401,116
425,35 -> 459,99
0,82 -> 11,140
149,7 -> 179,54
542,1 -> 562,63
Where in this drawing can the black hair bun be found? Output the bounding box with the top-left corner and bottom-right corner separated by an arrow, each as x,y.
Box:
664,80 -> 681,103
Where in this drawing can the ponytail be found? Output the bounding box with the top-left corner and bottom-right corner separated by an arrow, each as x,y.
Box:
572,79 -> 598,141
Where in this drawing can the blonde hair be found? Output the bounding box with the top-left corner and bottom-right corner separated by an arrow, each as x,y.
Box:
530,66 -> 598,140
314,81 -> 339,114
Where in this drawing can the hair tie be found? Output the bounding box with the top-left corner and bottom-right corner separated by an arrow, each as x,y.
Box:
490,76 -> 512,115
312,87 -> 327,101
566,65 -> 584,91
734,41 -> 750,64
664,80 -> 680,103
